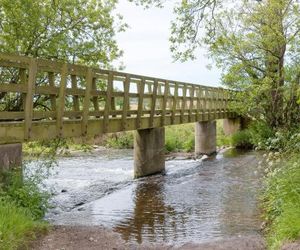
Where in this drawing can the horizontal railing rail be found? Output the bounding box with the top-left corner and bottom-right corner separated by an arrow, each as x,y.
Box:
0,53 -> 236,143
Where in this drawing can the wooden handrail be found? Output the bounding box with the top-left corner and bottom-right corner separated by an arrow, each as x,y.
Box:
0,53 -> 237,143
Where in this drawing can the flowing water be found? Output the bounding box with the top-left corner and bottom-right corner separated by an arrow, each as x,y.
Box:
27,148 -> 264,245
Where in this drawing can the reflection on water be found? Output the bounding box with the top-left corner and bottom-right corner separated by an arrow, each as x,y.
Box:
35,148 -> 263,245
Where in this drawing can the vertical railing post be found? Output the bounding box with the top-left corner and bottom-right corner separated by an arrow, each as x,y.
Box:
149,79 -> 158,127
171,83 -> 178,124
71,75 -> 80,114
82,68 -> 93,136
103,72 -> 113,133
56,63 -> 67,138
24,58 -> 37,140
189,85 -> 195,122
180,84 -> 187,123
136,77 -> 145,129
161,81 -> 169,126
48,72 -> 57,112
121,75 -> 130,130
91,77 -> 100,118
20,68 -> 27,111
196,86 -> 201,121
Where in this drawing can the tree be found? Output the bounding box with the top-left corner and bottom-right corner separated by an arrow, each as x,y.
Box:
0,0 -> 127,67
132,0 -> 300,128
0,0 -> 127,112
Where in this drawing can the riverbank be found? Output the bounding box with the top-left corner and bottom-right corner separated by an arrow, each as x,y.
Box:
32,225 -> 266,250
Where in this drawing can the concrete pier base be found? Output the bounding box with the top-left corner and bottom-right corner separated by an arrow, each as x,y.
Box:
134,127 -> 165,178
223,118 -> 242,136
0,143 -> 22,171
195,121 -> 216,156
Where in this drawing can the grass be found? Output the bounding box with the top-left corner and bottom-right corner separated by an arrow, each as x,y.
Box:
0,199 -> 47,250
0,163 -> 53,250
262,156 -> 300,249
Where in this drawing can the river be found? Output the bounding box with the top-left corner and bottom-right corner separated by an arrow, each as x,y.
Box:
26,148 -> 264,246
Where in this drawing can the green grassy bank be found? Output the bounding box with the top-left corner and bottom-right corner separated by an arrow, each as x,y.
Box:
230,121 -> 300,249
262,154 -> 300,249
0,163 -> 52,250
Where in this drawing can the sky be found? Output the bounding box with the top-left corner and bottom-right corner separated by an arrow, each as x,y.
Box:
115,0 -> 222,87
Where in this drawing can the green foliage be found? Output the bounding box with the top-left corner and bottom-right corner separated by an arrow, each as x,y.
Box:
0,170 -> 50,220
0,0 -> 127,112
0,160 -> 54,249
0,199 -> 47,250
24,139 -> 67,156
217,120 -> 231,147
247,123 -> 300,153
134,0 -> 300,128
262,156 -> 300,249
231,130 -> 252,148
165,124 -> 195,152
24,138 -> 92,157
0,160 -> 54,220
247,121 -> 275,149
0,0 -> 126,67
105,132 -> 134,149
105,122 -> 230,152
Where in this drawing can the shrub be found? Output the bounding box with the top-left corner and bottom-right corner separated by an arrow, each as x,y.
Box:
231,129 -> 253,148
247,121 -> 274,149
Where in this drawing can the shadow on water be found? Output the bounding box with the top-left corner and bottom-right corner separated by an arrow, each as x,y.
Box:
34,148 -> 264,245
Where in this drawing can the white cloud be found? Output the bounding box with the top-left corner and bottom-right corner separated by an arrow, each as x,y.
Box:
115,0 -> 222,87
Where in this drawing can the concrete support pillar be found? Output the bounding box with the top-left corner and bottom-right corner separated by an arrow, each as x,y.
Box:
195,121 -> 216,156
134,127 -> 165,178
0,143 -> 22,172
223,118 -> 242,136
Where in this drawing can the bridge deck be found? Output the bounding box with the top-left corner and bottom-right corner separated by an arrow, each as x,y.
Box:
0,54 -> 235,144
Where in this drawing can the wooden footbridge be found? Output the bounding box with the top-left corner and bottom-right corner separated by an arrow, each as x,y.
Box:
0,53 -> 240,177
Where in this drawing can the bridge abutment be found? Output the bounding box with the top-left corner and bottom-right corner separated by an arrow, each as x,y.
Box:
0,143 -> 22,172
134,127 -> 165,178
195,121 -> 216,157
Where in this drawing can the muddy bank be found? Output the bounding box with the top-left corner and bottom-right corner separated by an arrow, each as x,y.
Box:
32,225 -> 266,250
281,241 -> 300,250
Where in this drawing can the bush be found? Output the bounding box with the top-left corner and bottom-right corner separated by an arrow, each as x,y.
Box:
231,129 -> 253,148
247,121 -> 275,149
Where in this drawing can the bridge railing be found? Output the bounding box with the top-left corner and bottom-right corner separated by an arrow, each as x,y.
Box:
0,53 -> 235,142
